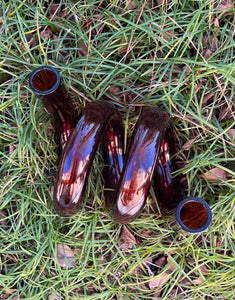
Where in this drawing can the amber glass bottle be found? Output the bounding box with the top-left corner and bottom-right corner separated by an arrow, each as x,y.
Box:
102,117 -> 125,209
29,66 -> 77,151
153,125 -> 182,211
112,107 -> 170,224
175,197 -> 212,233
54,101 -> 124,217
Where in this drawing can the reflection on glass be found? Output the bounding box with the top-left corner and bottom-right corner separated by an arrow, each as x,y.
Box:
113,107 -> 170,224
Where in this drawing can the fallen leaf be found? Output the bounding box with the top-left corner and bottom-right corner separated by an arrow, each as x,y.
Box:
218,103 -> 234,121
127,1 -> 138,10
0,290 -> 18,300
214,17 -> 220,35
204,49 -> 213,58
160,30 -> 174,42
153,254 -> 168,271
41,28 -> 53,41
148,273 -> 170,289
48,292 -> 61,300
228,129 -> 235,139
218,1 -> 233,12
0,210 -> 7,226
201,167 -> 228,182
148,259 -> 177,289
202,92 -> 214,105
78,43 -> 89,56
193,277 -> 204,285
108,85 -> 120,95
52,244 -> 76,268
182,138 -> 197,150
118,225 -> 137,250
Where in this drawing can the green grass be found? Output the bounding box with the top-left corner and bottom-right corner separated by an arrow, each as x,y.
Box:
0,0 -> 234,299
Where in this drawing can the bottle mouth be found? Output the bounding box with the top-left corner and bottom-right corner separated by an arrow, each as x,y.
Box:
29,66 -> 60,95
175,197 -> 212,233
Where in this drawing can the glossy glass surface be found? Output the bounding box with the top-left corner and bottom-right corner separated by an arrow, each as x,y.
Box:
102,118 -> 125,209
112,107 -> 170,224
180,201 -> 207,229
175,197 -> 212,233
153,125 -> 182,211
54,101 -> 119,216
29,66 -> 77,151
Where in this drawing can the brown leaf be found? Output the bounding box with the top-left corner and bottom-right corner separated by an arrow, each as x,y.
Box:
204,49 -> 213,58
153,255 -> 168,269
78,44 -> 89,56
228,129 -> 235,139
127,1 -> 138,10
0,290 -> 17,299
182,138 -> 197,149
148,273 -> 170,289
41,28 -> 53,41
214,18 -> 220,35
160,30 -> 174,42
193,277 -> 204,285
202,92 -> 214,105
148,259 -> 177,289
201,167 -> 228,182
118,225 -> 137,250
0,210 -> 7,226
48,292 -> 60,300
218,1 -> 233,11
218,103 -> 234,121
52,244 -> 76,268
108,85 -> 121,95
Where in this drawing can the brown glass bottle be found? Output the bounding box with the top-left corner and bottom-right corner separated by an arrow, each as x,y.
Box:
175,197 -> 212,233
153,125 -> 182,211
54,101 -> 124,217
112,107 -> 170,224
29,66 -> 77,151
102,117 -> 125,209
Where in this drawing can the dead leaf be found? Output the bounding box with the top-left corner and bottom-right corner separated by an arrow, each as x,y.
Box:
204,49 -> 213,58
0,210 -> 7,226
228,129 -> 235,139
193,277 -> 204,285
148,258 -> 177,289
153,254 -> 168,270
160,30 -> 174,42
218,1 -> 233,14
218,103 -> 234,121
78,44 -> 89,56
118,225 -> 137,250
108,85 -> 120,95
214,17 -> 220,35
201,167 -> 228,182
0,290 -> 18,299
41,28 -> 53,41
48,292 -> 60,300
202,92 -> 214,105
127,1 -> 138,10
182,138 -> 197,150
52,244 -> 76,268
148,273 -> 170,289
